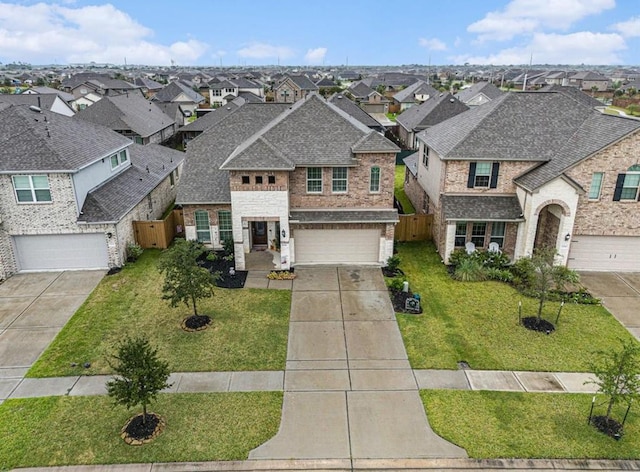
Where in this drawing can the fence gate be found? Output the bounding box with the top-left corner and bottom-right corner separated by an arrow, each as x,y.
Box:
133,209 -> 184,249
394,214 -> 433,242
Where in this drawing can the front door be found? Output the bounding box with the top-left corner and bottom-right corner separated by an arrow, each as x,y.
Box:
252,221 -> 268,246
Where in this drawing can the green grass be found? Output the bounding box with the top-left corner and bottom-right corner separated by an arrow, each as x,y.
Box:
28,250 -> 290,377
386,112 -> 397,122
422,390 -> 640,459
394,165 -> 416,214
394,241 -> 638,371
0,392 -> 282,470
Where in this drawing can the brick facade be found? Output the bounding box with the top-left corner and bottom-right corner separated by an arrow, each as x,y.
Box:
229,170 -> 289,192
443,160 -> 536,193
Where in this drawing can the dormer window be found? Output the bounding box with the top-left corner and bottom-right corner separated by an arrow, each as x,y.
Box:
110,149 -> 128,170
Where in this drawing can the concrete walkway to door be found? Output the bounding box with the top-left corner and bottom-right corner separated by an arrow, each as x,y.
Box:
249,266 -> 467,460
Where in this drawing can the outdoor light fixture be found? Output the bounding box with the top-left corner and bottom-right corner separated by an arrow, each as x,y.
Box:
107,232 -> 113,239
281,229 -> 286,239
564,233 -> 571,241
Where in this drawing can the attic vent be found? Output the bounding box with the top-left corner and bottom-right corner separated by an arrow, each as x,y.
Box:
450,98 -> 455,102
29,105 -> 42,113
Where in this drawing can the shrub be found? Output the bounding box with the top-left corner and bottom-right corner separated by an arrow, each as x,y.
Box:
510,256 -> 535,288
386,277 -> 405,292
386,254 -> 401,272
222,238 -> 234,258
267,270 -> 295,280
206,251 -> 217,262
476,250 -> 511,270
486,267 -> 514,283
126,243 -> 144,262
448,249 -> 469,269
452,258 -> 487,282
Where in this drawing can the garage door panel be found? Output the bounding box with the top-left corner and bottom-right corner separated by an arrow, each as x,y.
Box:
294,229 -> 380,265
568,236 -> 640,271
14,234 -> 109,271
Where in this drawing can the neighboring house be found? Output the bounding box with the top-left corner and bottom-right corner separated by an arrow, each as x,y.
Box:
328,94 -> 385,133
177,93 -> 399,270
74,92 -> 176,145
176,97 -> 245,147
134,77 -> 165,97
152,81 -> 205,125
69,91 -> 102,111
407,91 -> 640,271
21,86 -> 75,103
273,75 -> 318,103
395,93 -> 469,149
543,71 -> 569,86
0,104 -> 183,278
315,77 -> 338,90
538,84 -> 601,108
0,93 -> 75,117
67,79 -> 141,99
209,78 -> 263,107
391,80 -> 439,112
567,71 -> 609,91
454,81 -> 503,107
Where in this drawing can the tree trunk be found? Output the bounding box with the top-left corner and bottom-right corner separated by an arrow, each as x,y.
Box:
192,294 -> 198,317
142,403 -> 147,425
537,293 -> 545,321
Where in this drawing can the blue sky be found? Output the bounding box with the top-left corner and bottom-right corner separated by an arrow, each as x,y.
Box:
0,0 -> 639,66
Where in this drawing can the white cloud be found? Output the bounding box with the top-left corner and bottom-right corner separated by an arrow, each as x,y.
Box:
468,0 -> 615,41
237,42 -> 294,60
418,38 -> 447,51
304,47 -> 327,64
451,31 -> 626,65
0,3 -> 208,64
612,16 -> 640,37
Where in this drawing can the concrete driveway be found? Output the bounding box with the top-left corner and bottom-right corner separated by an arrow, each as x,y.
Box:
579,272 -> 640,341
0,271 -> 104,400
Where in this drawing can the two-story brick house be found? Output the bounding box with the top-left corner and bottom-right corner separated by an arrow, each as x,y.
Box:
273,75 -> 318,104
0,103 -> 183,278
407,91 -> 640,271
177,93 -> 399,270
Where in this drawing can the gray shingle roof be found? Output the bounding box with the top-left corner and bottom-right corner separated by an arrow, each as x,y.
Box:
74,93 -> 175,138
237,91 -> 264,103
403,152 -> 418,176
393,81 -> 439,103
419,92 -> 597,161
348,82 -> 375,98
26,86 -> 75,102
152,81 -> 205,104
0,94 -> 64,113
454,81 -> 503,104
0,104 -> 131,173
287,75 -> 319,90
289,209 -> 399,224
328,94 -> 381,129
134,77 -> 164,91
537,84 -> 601,108
220,94 -> 397,170
78,144 -> 184,223
397,93 -> 469,131
178,99 -> 244,133
442,195 -> 523,221
176,103 -> 290,204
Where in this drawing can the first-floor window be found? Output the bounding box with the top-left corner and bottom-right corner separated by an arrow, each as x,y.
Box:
13,175 -> 52,203
370,166 -> 380,192
218,210 -> 232,244
471,222 -> 487,247
194,210 -> 211,243
490,222 -> 506,247
454,222 -> 467,247
307,167 -> 322,193
332,167 -> 348,193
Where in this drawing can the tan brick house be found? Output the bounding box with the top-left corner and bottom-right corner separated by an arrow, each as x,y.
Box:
406,91 -> 640,271
177,93 -> 399,270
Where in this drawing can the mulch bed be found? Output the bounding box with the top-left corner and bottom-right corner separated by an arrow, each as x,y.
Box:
521,316 -> 555,334
181,314 -> 211,332
390,289 -> 423,315
591,415 -> 624,439
121,412 -> 165,445
197,251 -> 247,289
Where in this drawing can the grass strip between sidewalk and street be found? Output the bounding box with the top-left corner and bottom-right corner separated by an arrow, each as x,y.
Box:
0,392 -> 282,470
422,390 -> 640,459
394,241 -> 638,372
28,249 -> 290,378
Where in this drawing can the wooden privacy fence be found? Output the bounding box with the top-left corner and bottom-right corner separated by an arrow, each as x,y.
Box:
133,209 -> 184,249
395,214 -> 433,242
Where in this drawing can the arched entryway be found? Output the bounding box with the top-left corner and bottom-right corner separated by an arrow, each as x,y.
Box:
533,203 -> 565,251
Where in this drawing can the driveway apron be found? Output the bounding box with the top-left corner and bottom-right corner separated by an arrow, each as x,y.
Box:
249,266 -> 466,460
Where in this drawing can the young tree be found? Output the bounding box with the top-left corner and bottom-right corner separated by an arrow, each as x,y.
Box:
588,341 -> 640,430
106,336 -> 171,426
527,247 -> 580,321
158,239 -> 219,322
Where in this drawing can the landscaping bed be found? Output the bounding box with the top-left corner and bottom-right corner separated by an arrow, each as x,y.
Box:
197,250 -> 247,289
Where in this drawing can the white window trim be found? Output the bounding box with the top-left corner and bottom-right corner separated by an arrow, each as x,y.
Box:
217,210 -> 233,245
370,166 -> 381,193
474,162 -> 492,188
621,172 -> 640,201
110,149 -> 129,171
194,210 -> 211,243
306,167 -> 323,193
332,167 -> 348,193
588,172 -> 604,200
12,174 -> 52,204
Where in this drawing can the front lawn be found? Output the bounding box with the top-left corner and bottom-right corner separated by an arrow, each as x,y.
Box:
28,250 -> 290,378
394,241 -> 638,371
394,165 -> 416,214
422,390 -> 640,459
0,392 -> 282,470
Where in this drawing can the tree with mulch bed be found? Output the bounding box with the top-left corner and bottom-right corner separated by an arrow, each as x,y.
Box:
158,239 -> 220,331
512,247 -> 579,333
587,340 -> 640,439
107,336 -> 172,445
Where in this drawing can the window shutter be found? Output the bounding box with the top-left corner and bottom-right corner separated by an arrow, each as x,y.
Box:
467,162 -> 477,188
490,162 -> 500,189
613,174 -> 625,201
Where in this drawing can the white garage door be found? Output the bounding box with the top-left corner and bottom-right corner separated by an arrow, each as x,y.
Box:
294,229 -> 380,265
14,234 -> 109,271
568,235 -> 640,271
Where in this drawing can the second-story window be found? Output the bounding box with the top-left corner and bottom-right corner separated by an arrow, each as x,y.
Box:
422,146 -> 429,168
307,167 -> 322,193
13,175 -> 52,203
370,166 -> 380,192
110,149 -> 128,170
588,172 -> 604,200
613,165 -> 640,201
467,162 -> 500,189
332,167 -> 348,193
